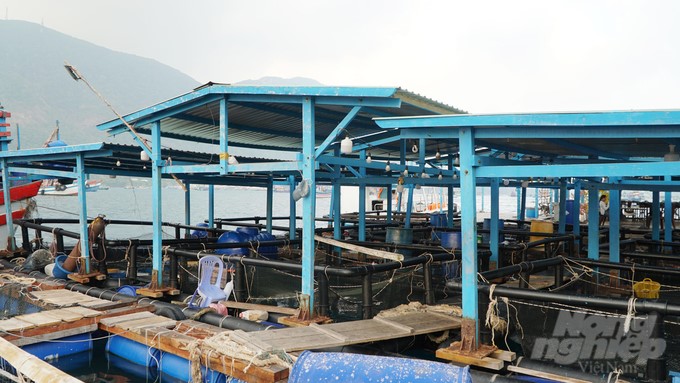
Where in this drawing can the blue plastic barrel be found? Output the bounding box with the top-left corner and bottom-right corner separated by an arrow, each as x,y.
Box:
106,335 -> 160,369
236,226 -> 260,240
255,231 -> 278,258
440,231 -> 462,249
116,285 -> 140,297
191,222 -> 209,238
107,353 -> 158,381
215,231 -> 249,255
526,207 -> 537,219
482,218 -> 505,243
22,332 -> 92,360
289,351 -> 472,383
45,350 -> 92,372
385,227 -> 413,257
565,199 -> 576,225
159,352 -> 230,383
52,254 -> 73,279
430,212 -> 447,227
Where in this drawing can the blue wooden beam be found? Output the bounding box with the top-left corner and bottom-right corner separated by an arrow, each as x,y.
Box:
76,153 -> 90,273
315,106 -> 362,157
459,126 -> 479,348
151,121 -> 164,287
587,188 -> 599,260
301,97 -> 316,313
1,159 -> 14,250
609,179 -> 621,263
476,161 -> 680,178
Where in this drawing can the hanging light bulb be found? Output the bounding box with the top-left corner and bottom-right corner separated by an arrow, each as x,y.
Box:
438,172 -> 443,181
228,155 -> 239,165
665,144 -> 680,162
503,179 -> 510,186
403,169 -> 408,176
385,161 -> 391,172
340,135 -> 353,154
453,172 -> 458,180
421,172 -> 429,179
115,160 -> 121,167
396,184 -> 404,193
366,151 -> 372,164
454,155 -> 459,166
412,143 -> 418,153
435,150 -> 441,160
140,150 -> 150,161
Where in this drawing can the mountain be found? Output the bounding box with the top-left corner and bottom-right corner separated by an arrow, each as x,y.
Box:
0,20 -> 200,148
236,76 -> 323,86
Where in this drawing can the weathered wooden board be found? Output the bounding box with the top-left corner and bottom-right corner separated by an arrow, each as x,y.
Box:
16,312 -> 63,327
41,308 -> 84,323
0,317 -> 35,332
220,300 -> 299,316
246,312 -> 460,352
436,347 -> 504,370
62,306 -> 102,318
98,311 -> 156,327
115,316 -> 177,332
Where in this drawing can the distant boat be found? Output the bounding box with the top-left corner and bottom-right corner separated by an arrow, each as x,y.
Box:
39,179 -> 103,196
0,181 -> 41,241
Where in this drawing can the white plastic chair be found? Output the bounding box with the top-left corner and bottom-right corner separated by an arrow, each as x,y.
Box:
188,255 -> 227,308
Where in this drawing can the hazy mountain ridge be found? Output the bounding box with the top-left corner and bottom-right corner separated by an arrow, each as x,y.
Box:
0,20 -> 200,148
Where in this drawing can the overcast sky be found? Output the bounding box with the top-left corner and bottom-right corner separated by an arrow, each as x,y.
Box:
3,0 -> 680,114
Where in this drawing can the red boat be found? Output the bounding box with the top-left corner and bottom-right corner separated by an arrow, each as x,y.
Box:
0,181 -> 42,225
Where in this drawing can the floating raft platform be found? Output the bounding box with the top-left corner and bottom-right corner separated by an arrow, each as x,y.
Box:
99,310 -> 461,383
0,288 -> 152,346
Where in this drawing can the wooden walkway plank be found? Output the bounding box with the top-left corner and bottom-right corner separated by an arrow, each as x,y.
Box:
436,347 -> 504,370
115,316 -> 177,332
0,317 -> 35,332
16,312 -> 63,327
63,306 -> 101,318
98,311 -> 156,327
41,308 -> 84,323
243,312 -> 461,352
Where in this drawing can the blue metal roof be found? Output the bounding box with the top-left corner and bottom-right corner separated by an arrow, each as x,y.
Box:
96,84 -> 464,156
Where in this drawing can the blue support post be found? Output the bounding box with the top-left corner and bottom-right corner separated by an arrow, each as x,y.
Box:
358,150 -> 366,241
609,180 -> 621,263
573,181 -> 581,254
481,187 -> 485,212
652,191 -> 660,241
588,188 -> 600,259
558,180 -> 567,234
151,121 -> 163,287
490,178 -> 500,267
266,176 -> 274,233
184,181 -> 191,238
219,97 -> 229,175
404,185 -> 414,229
289,175 -> 296,240
665,176 -> 673,244
208,185 -> 215,228
386,184 -> 393,224
0,160 -> 14,250
301,97 -> 317,315
459,127 -> 479,349
516,187 -> 522,219
519,187 -> 527,221
448,156 -> 454,227
333,179 -> 341,240
76,153 -> 90,273
534,188 -> 539,216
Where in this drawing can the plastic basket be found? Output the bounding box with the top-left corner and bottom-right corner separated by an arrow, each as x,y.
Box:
633,278 -> 660,299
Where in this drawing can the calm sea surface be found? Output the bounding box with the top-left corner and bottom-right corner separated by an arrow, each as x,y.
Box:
29,185 -> 523,241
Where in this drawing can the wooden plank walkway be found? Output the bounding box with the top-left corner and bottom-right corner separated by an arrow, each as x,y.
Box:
99,310 -> 460,383
245,311 -> 460,352
0,288 -> 153,346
